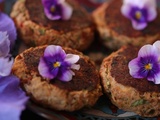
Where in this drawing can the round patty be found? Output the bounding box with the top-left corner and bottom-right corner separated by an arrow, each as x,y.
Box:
12,45 -> 102,111
92,0 -> 160,50
10,0 -> 95,51
100,45 -> 160,117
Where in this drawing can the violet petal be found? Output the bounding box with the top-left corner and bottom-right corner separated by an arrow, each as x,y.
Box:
64,54 -> 79,64
0,32 -> 10,57
44,45 -> 66,60
38,57 -> 55,79
0,56 -> 13,77
132,20 -> 147,30
0,12 -> 17,49
38,45 -> 80,81
153,40 -> 160,54
148,72 -> 160,84
57,69 -> 74,82
0,75 -> 28,120
121,0 -> 157,30
147,7 -> 157,21
61,2 -> 73,20
128,58 -> 143,78
138,45 -> 158,58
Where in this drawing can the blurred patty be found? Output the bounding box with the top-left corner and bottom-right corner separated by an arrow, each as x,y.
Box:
92,0 -> 160,50
10,0 -> 95,51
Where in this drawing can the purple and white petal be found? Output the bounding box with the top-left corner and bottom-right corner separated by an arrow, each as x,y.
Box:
57,0 -> 65,4
71,64 -> 80,70
138,45 -> 158,58
44,45 -> 66,59
65,54 -> 79,64
121,3 -> 132,18
42,0 -> 73,20
131,20 -> 147,30
123,0 -> 143,8
147,7 -> 157,21
128,58 -> 143,78
0,104 -> 23,120
61,2 -> 73,20
0,32 -> 10,57
121,0 -> 157,30
58,70 -> 74,82
38,57 -> 55,79
0,56 -> 13,77
44,8 -> 61,20
123,0 -> 156,8
0,75 -> 28,120
0,13 -> 17,49
153,40 -> 160,54
38,45 -> 80,81
143,0 -> 157,8
147,72 -> 160,84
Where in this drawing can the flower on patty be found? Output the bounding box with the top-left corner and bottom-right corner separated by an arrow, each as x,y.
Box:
129,41 -> 160,84
38,45 -> 80,82
42,0 -> 73,20
121,0 -> 157,30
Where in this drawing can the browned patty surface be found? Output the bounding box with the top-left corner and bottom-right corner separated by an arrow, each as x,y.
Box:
25,0 -> 94,33
110,45 -> 160,93
105,0 -> 160,37
22,46 -> 99,91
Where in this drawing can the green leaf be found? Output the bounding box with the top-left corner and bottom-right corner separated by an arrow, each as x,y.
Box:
131,99 -> 148,107
39,29 -> 45,35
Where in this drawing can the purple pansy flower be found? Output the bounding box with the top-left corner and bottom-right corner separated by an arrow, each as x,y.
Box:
0,46 -> 28,120
38,45 -> 80,82
121,0 -> 157,30
0,1 -> 28,120
0,12 -> 17,49
0,32 -> 10,57
42,0 -> 73,20
128,43 -> 160,84
0,53 -> 28,120
0,75 -> 28,120
153,40 -> 160,54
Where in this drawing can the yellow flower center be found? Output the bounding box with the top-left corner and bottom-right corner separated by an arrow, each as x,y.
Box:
135,11 -> 142,20
53,62 -> 61,68
50,5 -> 56,13
145,63 -> 152,70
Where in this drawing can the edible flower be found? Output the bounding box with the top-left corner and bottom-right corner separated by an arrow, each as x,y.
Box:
0,38 -> 28,120
0,55 -> 28,120
0,32 -> 28,120
0,75 -> 28,120
0,32 -> 10,57
38,45 -> 80,82
42,0 -> 73,20
121,0 -> 157,30
0,56 -> 13,77
128,41 -> 160,84
0,13 -> 17,49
